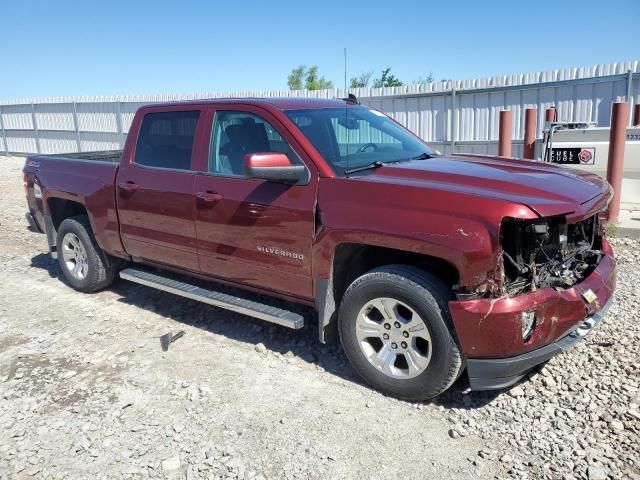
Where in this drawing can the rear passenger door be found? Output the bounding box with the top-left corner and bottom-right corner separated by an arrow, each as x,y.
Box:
116,107 -> 207,272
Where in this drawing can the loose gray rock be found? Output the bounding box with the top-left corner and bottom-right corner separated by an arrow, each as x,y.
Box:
609,420 -> 624,432
173,423 -> 185,433
161,455 -> 181,471
509,386 -> 525,397
588,466 -> 608,480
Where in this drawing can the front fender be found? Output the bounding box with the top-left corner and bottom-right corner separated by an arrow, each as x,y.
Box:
313,177 -> 538,288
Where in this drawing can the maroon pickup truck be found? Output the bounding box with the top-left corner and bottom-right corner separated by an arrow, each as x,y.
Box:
23,97 -> 616,400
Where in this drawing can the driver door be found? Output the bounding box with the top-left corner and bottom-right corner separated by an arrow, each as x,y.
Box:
193,105 -> 318,300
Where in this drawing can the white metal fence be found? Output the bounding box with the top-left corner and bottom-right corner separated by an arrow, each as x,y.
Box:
1,61 -> 639,157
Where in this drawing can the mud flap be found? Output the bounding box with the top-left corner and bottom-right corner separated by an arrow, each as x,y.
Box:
315,276 -> 337,343
44,215 -> 58,259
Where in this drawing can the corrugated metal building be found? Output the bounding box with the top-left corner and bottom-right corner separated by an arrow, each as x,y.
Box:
1,61 -> 638,157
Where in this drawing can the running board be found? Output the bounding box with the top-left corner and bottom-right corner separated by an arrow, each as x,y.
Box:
119,268 -> 304,329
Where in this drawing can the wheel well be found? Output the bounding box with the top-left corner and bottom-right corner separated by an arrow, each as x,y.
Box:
48,198 -> 88,230
332,243 -> 459,304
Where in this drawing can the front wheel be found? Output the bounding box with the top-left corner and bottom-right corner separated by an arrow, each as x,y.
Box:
338,265 -> 463,401
56,215 -> 116,293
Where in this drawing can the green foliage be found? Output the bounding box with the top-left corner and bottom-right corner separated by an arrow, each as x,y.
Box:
414,73 -> 434,84
349,71 -> 373,88
287,65 -> 306,90
287,65 -> 334,90
372,68 -> 403,88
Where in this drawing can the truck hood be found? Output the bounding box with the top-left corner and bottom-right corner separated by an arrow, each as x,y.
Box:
359,154 -> 610,218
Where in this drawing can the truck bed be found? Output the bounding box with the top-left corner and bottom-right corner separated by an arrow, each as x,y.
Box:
35,149 -> 122,163
24,150 -> 125,258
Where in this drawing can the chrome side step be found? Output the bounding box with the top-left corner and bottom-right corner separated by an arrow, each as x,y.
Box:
119,268 -> 304,329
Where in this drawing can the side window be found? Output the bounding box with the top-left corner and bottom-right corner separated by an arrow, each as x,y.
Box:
209,111 -> 298,176
134,111 -> 200,170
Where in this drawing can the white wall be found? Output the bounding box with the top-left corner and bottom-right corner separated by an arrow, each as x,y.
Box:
1,61 -> 638,156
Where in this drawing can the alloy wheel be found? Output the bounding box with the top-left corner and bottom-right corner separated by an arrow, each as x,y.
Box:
61,233 -> 89,280
355,297 -> 432,379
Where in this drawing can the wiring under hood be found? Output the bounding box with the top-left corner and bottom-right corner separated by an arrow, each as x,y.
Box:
500,215 -> 603,296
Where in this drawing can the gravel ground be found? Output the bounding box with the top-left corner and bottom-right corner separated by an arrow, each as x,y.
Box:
0,155 -> 638,479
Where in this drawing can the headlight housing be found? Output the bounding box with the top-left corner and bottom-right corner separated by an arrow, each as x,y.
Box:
500,215 -> 601,295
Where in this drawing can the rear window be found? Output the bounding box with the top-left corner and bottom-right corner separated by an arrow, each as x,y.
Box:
134,111 -> 200,170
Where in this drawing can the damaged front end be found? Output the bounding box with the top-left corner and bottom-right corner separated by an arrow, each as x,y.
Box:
450,213 -> 616,389
449,209 -> 615,386
500,215 -> 603,296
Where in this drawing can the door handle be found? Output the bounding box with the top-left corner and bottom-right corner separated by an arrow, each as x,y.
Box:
196,191 -> 223,203
118,181 -> 139,192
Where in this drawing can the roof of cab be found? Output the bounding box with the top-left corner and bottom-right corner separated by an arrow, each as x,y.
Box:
155,97 -> 351,111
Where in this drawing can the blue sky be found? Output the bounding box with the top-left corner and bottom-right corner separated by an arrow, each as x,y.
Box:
2,0 -> 638,100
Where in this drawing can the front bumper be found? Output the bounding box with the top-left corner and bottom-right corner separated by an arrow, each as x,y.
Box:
449,239 -> 616,391
466,295 -> 612,390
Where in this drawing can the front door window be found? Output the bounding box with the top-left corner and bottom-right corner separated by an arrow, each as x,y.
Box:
209,111 -> 298,176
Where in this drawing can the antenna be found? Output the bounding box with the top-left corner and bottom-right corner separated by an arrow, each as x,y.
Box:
344,47 -> 347,92
344,47 -> 350,176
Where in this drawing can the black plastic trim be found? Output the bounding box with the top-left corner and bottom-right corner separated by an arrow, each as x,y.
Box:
43,214 -> 57,259
25,212 -> 40,232
315,277 -> 336,343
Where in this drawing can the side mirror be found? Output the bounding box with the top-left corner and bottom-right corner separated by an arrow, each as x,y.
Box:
244,153 -> 307,184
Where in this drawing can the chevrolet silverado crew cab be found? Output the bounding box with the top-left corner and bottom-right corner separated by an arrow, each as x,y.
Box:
23,97 -> 616,400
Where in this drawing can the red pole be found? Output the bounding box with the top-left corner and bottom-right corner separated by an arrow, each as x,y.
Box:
523,107 -> 537,159
545,107 -> 557,123
498,110 -> 512,157
633,104 -> 640,126
606,102 -> 628,223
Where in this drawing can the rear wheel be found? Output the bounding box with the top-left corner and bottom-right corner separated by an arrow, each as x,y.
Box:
56,215 -> 116,292
338,265 -> 463,401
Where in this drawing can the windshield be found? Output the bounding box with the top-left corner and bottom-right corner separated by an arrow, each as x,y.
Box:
285,106 -> 438,176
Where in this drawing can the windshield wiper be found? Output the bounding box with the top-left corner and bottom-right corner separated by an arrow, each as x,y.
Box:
345,161 -> 385,175
412,152 -> 438,160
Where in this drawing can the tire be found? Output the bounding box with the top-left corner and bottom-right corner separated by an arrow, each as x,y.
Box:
338,265 -> 463,401
56,215 -> 116,293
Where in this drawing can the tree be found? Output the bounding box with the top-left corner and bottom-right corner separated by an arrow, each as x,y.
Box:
349,71 -> 373,88
287,65 -> 334,90
414,73 -> 434,84
372,68 -> 403,88
287,65 -> 306,90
